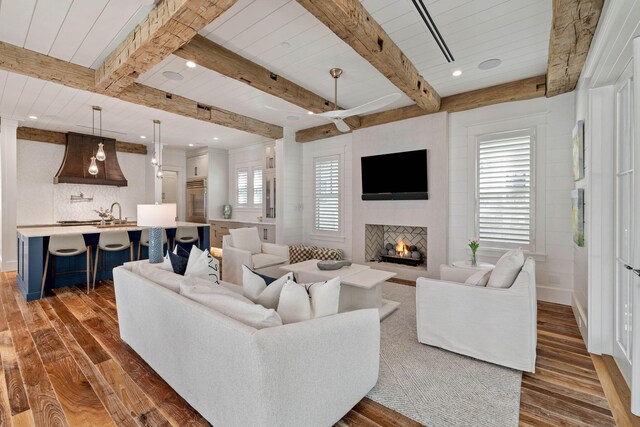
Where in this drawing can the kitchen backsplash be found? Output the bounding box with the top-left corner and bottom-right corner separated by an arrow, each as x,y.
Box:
54,184 -> 124,222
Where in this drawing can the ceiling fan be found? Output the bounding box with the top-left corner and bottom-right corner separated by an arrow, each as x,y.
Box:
265,68 -> 401,132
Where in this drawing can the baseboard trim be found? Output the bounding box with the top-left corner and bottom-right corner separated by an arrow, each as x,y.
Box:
536,284 -> 572,305
0,258 -> 16,272
571,293 -> 589,346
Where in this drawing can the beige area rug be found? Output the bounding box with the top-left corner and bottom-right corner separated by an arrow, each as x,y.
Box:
367,282 -> 522,427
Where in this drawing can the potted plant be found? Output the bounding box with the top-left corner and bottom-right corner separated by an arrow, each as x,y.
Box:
468,238 -> 480,267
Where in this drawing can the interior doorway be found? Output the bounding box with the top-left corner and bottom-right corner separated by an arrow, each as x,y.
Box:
162,170 -> 178,204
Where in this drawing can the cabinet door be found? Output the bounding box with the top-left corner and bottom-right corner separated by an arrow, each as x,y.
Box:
196,155 -> 208,178
186,157 -> 197,180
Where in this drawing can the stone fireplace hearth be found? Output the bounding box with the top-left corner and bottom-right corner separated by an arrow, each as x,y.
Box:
365,224 -> 428,268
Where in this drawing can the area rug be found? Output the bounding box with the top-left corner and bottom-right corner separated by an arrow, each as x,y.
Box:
366,282 -> 522,427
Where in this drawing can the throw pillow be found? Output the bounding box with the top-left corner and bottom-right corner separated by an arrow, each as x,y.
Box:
312,247 -> 344,261
168,248 -> 189,275
464,269 -> 492,287
185,246 -> 220,284
487,249 -> 524,288
138,263 -> 183,292
276,277 -> 341,324
289,245 -> 316,264
229,227 -> 262,254
180,277 -> 282,329
242,265 -> 294,309
277,280 -> 312,324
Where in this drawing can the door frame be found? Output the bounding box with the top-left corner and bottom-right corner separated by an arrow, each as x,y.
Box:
162,166 -> 186,221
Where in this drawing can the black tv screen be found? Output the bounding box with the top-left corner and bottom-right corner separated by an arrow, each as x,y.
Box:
361,149 -> 428,200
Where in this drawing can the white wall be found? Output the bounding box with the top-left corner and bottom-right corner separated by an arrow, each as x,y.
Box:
228,143 -> 264,222
207,148 -> 229,220
448,93 -> 576,304
352,112 -> 449,280
17,139 -> 150,224
0,119 -> 18,271
302,133 -> 352,257
276,128 -> 303,245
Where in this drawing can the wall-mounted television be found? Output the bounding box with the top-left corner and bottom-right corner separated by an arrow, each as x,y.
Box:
361,149 -> 428,200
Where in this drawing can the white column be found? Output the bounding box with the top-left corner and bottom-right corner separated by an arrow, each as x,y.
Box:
0,118 -> 18,271
275,127 -> 303,245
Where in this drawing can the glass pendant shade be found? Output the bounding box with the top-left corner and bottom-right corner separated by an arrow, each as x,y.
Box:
88,156 -> 99,175
151,153 -> 158,166
156,167 -> 164,179
96,142 -> 106,161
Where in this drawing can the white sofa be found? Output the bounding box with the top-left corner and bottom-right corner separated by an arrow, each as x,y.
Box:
416,258 -> 537,372
113,265 -> 380,427
222,232 -> 289,284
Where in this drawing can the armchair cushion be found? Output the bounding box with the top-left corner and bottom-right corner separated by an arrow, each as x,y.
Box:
464,269 -> 492,286
487,249 -> 524,288
252,253 -> 288,270
229,227 -> 262,254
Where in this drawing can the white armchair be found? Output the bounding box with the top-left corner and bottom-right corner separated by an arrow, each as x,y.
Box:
416,258 -> 537,372
222,228 -> 289,285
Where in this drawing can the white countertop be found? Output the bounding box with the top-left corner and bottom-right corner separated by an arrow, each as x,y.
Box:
17,221 -> 209,238
209,218 -> 276,226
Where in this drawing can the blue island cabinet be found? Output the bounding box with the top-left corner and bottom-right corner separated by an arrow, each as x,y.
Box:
16,223 -> 210,301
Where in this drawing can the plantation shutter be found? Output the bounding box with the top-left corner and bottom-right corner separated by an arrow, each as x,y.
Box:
253,167 -> 263,205
237,168 -> 248,205
477,129 -> 534,248
314,155 -> 340,232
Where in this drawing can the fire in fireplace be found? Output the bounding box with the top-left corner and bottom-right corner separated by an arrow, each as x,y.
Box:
379,239 -> 424,267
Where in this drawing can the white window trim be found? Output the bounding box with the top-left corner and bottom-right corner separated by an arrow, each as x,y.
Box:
313,154 -> 342,236
466,113 -> 547,261
234,162 -> 263,209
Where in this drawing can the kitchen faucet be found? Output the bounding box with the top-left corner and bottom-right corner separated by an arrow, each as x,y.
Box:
110,202 -> 122,223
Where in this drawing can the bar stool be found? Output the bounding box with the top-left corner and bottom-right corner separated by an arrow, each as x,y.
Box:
138,228 -> 168,260
93,231 -> 133,290
173,226 -> 200,250
41,234 -> 91,298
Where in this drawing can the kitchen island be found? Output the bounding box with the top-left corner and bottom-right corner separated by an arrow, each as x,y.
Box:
16,222 -> 210,301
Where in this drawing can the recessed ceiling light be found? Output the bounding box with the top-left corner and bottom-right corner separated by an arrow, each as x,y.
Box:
140,135 -> 147,139
163,70 -> 184,81
28,115 -> 38,120
185,61 -> 197,68
478,58 -> 502,70
213,137 -> 219,140
307,111 -> 314,115
452,70 -> 462,77
286,115 -> 300,121
188,143 -> 194,147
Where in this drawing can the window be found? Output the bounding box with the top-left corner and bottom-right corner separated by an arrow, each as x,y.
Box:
236,168 -> 248,206
253,167 -> 263,205
314,155 -> 340,232
476,128 -> 534,249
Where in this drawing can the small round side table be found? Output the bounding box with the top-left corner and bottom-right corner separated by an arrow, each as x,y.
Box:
452,260 -> 495,272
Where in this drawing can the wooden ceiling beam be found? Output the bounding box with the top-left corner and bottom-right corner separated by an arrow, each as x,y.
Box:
175,35 -> 361,128
95,0 -> 238,94
17,127 -> 148,155
296,75 -> 546,143
296,0 -> 440,112
0,41 -> 283,139
546,0 -> 603,97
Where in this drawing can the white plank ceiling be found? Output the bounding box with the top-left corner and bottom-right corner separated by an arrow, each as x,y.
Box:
0,0 -> 552,148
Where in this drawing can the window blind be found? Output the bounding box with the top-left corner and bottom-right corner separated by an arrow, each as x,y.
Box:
314,156 -> 340,232
477,129 -> 533,247
237,169 -> 248,205
253,167 -> 263,205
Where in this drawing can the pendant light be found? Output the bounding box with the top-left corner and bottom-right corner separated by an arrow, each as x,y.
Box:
153,120 -> 163,179
88,156 -> 99,175
93,106 -> 106,161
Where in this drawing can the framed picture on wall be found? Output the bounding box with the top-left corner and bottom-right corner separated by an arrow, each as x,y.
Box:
571,189 -> 585,247
572,120 -> 585,181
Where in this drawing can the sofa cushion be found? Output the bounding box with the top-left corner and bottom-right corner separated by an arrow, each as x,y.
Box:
138,262 -> 183,292
312,247 -> 344,261
185,245 -> 220,284
277,277 -> 341,324
252,253 -> 287,269
487,249 -> 524,288
464,269 -> 492,287
289,244 -> 316,264
229,227 -> 262,254
180,277 -> 282,329
242,265 -> 293,309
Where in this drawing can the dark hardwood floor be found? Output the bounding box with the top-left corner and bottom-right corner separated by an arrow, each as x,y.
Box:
0,273 -> 624,426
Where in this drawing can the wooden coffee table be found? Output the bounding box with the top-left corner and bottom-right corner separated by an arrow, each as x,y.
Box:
280,259 -> 400,320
